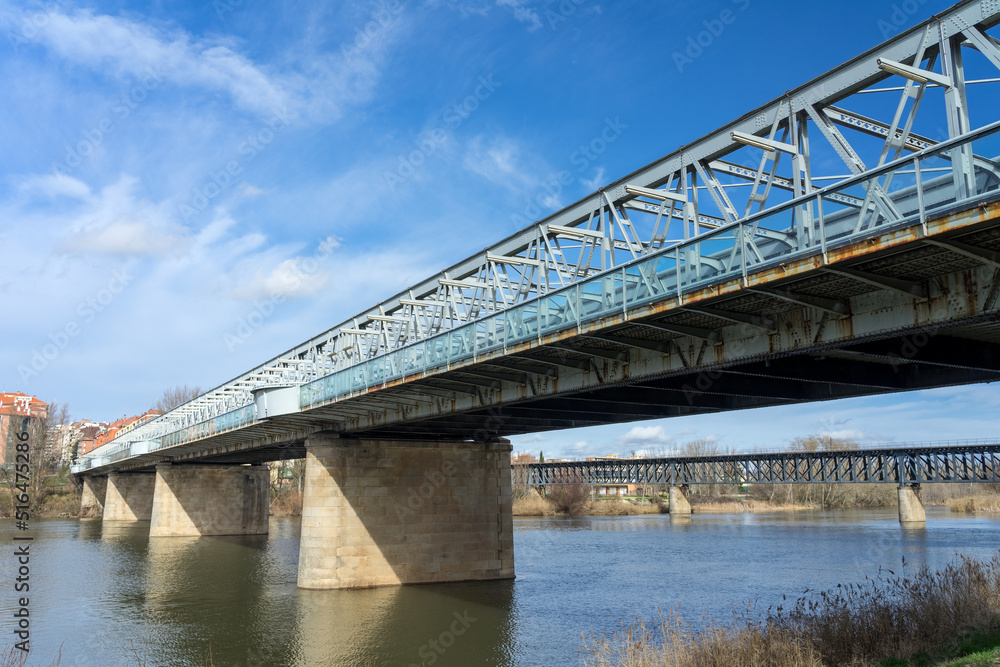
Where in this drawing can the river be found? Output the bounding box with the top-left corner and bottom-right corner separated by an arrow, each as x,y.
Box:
3,508 -> 999,666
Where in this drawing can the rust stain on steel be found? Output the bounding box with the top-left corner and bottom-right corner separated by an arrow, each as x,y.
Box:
315,201 -> 1000,407
563,202 -> 1000,343
926,199 -> 1000,236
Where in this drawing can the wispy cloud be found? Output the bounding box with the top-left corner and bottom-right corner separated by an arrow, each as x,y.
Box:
430,0 -> 543,29
616,425 -> 675,449
581,166 -> 605,191
0,3 -> 398,123
462,134 -> 552,194
496,0 -> 542,30
18,172 -> 91,200
41,176 -> 186,255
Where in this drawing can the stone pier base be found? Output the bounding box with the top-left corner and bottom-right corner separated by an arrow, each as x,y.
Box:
149,463 -> 269,537
80,475 -> 107,518
104,472 -> 156,521
897,484 -> 926,524
297,433 -> 515,590
669,484 -> 692,515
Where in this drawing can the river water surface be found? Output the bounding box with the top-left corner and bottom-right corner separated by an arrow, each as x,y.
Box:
3,508 -> 1000,666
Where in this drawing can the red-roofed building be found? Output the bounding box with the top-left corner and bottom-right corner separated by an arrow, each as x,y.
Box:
85,409 -> 164,454
0,392 -> 48,463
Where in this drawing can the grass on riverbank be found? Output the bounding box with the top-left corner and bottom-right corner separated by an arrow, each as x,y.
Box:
0,487 -> 80,518
513,489 -> 665,517
945,493 -> 1000,514
878,632 -> 1000,666
585,551 -> 1000,667
690,499 -> 813,514
270,489 -> 302,517
512,488 -> 816,517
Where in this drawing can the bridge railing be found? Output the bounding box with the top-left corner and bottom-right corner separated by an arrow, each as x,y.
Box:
298,121 -> 1000,409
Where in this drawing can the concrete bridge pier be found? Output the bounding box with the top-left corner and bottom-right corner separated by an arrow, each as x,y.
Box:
897,483 -> 926,524
79,475 -> 107,518
669,484 -> 692,516
149,463 -> 269,537
297,432 -> 515,590
104,472 -> 156,521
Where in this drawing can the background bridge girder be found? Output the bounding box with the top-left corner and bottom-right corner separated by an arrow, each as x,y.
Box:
526,446 -> 1000,486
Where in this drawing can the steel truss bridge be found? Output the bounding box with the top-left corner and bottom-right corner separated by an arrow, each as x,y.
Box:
76,0 -> 1000,475
519,442 -> 1000,487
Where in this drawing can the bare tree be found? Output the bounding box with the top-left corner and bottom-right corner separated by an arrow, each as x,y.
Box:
152,384 -> 202,412
2,402 -> 67,514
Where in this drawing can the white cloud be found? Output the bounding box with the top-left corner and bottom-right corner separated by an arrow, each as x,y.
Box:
616,424 -> 674,448
11,8 -> 288,117
818,428 -> 867,442
236,183 -> 267,199
581,167 -> 605,191
317,236 -> 341,254
47,175 -> 189,257
463,135 -> 524,187
18,172 -> 91,200
496,0 -> 542,30
462,134 -> 551,194
229,257 -> 330,300
0,4 -> 397,123
71,219 -> 188,256
564,440 -> 593,455
431,0 -> 543,29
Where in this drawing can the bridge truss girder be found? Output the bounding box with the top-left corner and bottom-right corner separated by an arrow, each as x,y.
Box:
524,446 -> 1000,486
81,0 -> 1000,470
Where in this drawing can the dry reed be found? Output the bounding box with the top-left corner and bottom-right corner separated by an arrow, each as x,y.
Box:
691,500 -> 812,514
585,551 -> 1000,667
270,489 -> 303,516
945,493 -> 1000,514
513,489 -> 665,516
512,489 -> 557,516
587,499 -> 665,516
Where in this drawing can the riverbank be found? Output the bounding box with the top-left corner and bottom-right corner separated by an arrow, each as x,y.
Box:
945,493 -> 1000,514
8,487 -> 998,519
513,490 -> 815,517
690,499 -> 813,513
0,488 -> 79,518
584,552 -> 1000,667
514,489 -> 1000,517
513,489 -> 666,516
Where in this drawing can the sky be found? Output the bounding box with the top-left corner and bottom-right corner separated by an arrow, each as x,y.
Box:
2,0 -> 999,459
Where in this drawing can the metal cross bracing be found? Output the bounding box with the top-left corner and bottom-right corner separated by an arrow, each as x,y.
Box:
522,444 -> 1000,486
78,0 -> 1000,471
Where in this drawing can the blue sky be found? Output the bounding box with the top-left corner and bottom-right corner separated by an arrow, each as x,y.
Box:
2,0 -> 999,458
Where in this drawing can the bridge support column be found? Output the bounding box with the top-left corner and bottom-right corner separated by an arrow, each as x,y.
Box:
297,432 -> 514,590
149,463 -> 269,537
669,485 -> 692,515
897,483 -> 926,524
79,475 -> 107,518
103,472 -> 156,521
